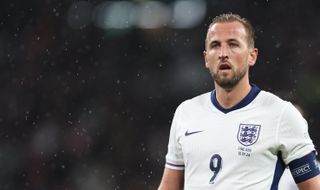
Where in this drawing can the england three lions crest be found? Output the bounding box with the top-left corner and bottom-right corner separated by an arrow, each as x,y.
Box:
237,124 -> 261,146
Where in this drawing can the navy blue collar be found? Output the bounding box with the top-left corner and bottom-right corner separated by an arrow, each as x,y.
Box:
211,84 -> 261,114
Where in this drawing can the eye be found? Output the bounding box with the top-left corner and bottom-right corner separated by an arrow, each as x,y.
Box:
229,42 -> 239,48
210,42 -> 220,49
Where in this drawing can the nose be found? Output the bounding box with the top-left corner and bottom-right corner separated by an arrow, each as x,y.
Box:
218,45 -> 229,60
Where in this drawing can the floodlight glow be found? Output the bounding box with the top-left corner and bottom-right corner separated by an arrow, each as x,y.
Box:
171,0 -> 206,29
135,1 -> 171,29
93,1 -> 135,30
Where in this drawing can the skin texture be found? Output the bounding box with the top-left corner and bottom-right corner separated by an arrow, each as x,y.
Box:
297,175 -> 320,190
203,21 -> 258,109
158,20 -> 320,190
158,168 -> 184,190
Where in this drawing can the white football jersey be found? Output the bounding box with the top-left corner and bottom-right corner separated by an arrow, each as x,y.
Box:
165,85 -> 315,190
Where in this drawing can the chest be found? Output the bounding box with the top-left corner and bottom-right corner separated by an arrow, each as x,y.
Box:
178,111 -> 279,166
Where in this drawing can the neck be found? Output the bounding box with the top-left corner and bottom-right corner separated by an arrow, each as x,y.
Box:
214,79 -> 252,109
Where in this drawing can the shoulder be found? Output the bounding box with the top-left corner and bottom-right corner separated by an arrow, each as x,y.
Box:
175,91 -> 211,116
258,90 -> 303,116
178,91 -> 211,109
255,90 -> 291,110
257,90 -> 287,104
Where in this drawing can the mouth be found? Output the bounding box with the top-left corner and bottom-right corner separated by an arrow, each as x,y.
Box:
218,63 -> 232,70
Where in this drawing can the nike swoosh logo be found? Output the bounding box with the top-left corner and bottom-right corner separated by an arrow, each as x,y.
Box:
185,130 -> 204,136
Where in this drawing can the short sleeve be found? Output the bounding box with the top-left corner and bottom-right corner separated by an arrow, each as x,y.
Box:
278,103 -> 316,165
165,106 -> 185,170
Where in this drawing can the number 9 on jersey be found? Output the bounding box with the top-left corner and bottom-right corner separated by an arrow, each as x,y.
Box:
209,154 -> 222,184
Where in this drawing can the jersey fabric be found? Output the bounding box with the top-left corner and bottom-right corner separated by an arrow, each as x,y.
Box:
165,84 -> 316,190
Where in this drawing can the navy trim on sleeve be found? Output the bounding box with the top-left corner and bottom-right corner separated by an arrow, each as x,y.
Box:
289,151 -> 320,184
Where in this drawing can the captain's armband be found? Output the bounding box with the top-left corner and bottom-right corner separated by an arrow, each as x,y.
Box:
288,151 -> 320,184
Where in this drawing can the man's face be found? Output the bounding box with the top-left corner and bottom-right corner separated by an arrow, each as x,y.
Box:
204,21 -> 257,90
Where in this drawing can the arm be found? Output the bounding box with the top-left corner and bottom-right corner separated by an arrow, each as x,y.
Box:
158,168 -> 184,190
278,104 -> 320,189
297,175 -> 320,190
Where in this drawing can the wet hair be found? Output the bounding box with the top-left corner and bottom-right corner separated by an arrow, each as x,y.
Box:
206,13 -> 255,48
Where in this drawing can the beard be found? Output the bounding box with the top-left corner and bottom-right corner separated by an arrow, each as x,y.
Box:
210,66 -> 247,91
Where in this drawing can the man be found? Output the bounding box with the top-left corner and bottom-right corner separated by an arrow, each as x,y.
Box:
158,13 -> 320,190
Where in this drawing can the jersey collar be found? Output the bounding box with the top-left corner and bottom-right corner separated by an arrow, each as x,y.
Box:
211,84 -> 261,114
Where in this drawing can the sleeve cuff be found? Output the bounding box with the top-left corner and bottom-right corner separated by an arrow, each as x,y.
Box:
165,162 -> 185,170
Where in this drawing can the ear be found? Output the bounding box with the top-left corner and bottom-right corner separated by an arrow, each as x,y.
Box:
203,50 -> 209,68
248,48 -> 258,66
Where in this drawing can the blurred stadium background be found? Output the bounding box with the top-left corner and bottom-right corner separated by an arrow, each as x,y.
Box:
0,0 -> 320,189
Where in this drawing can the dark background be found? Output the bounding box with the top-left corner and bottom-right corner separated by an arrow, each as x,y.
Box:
1,0 -> 320,189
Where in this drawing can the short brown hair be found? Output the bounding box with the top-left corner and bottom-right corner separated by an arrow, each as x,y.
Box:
206,13 -> 255,48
